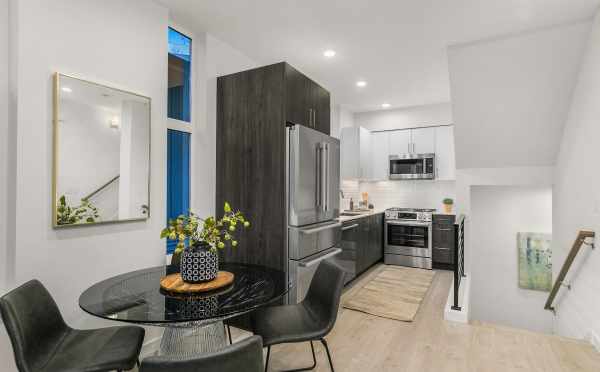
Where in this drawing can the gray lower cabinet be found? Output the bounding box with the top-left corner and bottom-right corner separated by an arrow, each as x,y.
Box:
353,213 -> 384,276
432,214 -> 456,268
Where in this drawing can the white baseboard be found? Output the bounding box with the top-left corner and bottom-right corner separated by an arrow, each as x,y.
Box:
444,274 -> 470,324
587,330 -> 600,353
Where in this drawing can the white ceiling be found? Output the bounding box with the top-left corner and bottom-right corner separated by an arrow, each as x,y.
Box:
160,0 -> 599,112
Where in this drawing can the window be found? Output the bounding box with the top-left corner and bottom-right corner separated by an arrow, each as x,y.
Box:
166,26 -> 193,255
166,130 -> 190,254
168,27 -> 191,123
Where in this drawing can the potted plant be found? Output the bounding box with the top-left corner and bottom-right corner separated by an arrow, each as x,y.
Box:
160,202 -> 250,284
442,198 -> 454,214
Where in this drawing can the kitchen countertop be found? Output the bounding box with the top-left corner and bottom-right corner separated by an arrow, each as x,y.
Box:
335,209 -> 386,223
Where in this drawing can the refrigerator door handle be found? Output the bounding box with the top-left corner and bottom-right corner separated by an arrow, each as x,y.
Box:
298,248 -> 343,268
315,144 -> 322,209
299,222 -> 342,234
321,142 -> 328,212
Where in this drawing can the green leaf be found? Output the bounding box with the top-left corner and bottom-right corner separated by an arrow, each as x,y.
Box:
224,202 -> 232,213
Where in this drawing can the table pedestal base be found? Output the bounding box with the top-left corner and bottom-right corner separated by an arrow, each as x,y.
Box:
159,321 -> 227,356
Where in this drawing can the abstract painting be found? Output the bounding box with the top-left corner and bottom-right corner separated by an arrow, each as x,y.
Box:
518,232 -> 552,292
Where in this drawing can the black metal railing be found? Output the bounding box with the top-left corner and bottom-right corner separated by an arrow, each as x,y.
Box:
452,215 -> 466,311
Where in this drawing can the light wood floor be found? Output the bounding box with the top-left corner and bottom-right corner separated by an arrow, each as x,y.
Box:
231,264 -> 600,372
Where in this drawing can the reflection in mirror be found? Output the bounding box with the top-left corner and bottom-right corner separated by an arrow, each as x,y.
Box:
53,73 -> 151,227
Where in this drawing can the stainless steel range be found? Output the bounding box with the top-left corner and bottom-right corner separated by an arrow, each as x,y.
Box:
384,208 -> 435,269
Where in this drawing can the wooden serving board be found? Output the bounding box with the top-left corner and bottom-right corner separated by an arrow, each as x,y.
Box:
160,271 -> 234,294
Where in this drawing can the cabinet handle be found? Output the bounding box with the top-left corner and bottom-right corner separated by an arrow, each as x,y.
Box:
308,109 -> 312,127
342,223 -> 359,231
435,247 -> 451,251
312,109 -> 316,128
437,228 -> 453,231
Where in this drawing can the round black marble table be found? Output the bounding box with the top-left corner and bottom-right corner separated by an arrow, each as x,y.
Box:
79,263 -> 288,356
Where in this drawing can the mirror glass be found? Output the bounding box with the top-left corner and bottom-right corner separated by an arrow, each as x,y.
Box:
54,74 -> 151,227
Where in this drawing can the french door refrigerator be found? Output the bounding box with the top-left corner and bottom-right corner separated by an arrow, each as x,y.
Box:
286,124 -> 341,303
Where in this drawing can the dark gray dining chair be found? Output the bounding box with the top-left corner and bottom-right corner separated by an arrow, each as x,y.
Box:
251,260 -> 345,372
0,279 -> 145,372
140,335 -> 264,372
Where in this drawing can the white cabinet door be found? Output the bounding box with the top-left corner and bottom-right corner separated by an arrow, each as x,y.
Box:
411,127 -> 435,154
435,126 -> 456,180
388,130 -> 411,155
341,127 -> 359,179
371,132 -> 389,180
359,127 -> 372,179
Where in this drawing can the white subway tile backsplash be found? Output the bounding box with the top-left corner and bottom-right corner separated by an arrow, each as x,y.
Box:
340,180 -> 456,212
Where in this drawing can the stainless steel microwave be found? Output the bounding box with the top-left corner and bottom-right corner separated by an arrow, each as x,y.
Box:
389,153 -> 435,180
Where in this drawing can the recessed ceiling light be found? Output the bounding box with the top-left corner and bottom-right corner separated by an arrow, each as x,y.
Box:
356,81 -> 367,87
323,49 -> 336,58
61,87 -> 72,93
381,103 -> 391,108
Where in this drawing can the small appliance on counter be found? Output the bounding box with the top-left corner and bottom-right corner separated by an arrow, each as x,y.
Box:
384,208 -> 435,269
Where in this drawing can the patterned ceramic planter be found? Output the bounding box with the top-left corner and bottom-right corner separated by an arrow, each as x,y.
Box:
180,243 -> 219,283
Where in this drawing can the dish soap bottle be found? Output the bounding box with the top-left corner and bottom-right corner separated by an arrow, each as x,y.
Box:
349,197 -> 354,211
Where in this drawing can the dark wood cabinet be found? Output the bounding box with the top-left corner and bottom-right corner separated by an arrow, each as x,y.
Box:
367,213 -> 383,267
285,64 -> 312,128
432,214 -> 456,270
356,218 -> 370,274
312,84 -> 331,134
284,63 -> 330,134
216,62 -> 331,272
355,213 -> 384,275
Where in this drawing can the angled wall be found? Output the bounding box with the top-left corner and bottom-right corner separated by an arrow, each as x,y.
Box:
553,8 -> 600,348
448,21 -> 590,169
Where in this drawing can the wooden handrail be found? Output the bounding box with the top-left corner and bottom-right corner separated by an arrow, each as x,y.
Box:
545,230 -> 595,313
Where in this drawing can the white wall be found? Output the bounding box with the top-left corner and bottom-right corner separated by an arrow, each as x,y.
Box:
0,0 -> 8,292
553,9 -> 600,347
470,186 -> 553,333
354,102 -> 452,131
454,166 -> 554,303
0,0 -> 13,370
448,21 -> 590,170
0,2 -> 170,370
192,33 -> 259,217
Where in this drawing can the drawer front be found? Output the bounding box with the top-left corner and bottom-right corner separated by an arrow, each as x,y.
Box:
433,214 -> 455,224
432,247 -> 454,264
432,225 -> 455,249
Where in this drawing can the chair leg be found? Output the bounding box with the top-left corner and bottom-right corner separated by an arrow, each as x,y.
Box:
320,338 -> 335,372
264,346 -> 271,372
227,324 -> 233,344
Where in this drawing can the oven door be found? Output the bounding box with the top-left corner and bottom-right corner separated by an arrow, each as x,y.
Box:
384,220 -> 432,258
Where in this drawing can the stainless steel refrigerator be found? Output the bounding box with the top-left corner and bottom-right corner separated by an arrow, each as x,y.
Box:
286,124 -> 341,303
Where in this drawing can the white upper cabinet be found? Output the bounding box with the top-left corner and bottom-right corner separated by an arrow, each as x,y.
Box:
435,126 -> 456,180
359,127 -> 372,179
411,127 -> 435,154
388,130 -> 411,155
371,132 -> 389,180
342,125 -> 455,181
341,127 -> 372,180
341,127 -> 359,179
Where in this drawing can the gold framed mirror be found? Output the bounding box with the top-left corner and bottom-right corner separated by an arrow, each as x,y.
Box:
53,73 -> 151,228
